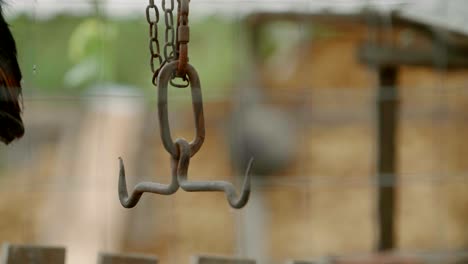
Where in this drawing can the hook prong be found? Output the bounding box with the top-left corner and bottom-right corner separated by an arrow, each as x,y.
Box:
175,139 -> 253,209
118,157 -> 180,208
228,157 -> 254,209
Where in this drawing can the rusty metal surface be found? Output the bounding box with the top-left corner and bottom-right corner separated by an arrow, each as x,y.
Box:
2,244 -> 65,264
176,0 -> 190,78
147,0 -> 191,87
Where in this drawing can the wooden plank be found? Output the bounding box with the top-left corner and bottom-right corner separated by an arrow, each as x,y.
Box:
1,244 -> 65,264
194,255 -> 255,264
98,252 -> 158,264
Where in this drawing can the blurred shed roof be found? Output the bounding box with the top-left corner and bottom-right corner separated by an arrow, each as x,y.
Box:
6,0 -> 468,35
398,0 -> 468,36
6,0 -> 468,37
242,0 -> 468,37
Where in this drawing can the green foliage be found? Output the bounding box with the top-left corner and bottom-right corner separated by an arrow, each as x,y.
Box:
65,18 -> 119,88
189,16 -> 237,96
9,14 -> 238,99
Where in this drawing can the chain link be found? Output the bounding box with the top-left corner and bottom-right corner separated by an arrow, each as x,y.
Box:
176,0 -> 189,79
162,0 -> 177,62
147,0 -> 190,87
146,0 -> 162,76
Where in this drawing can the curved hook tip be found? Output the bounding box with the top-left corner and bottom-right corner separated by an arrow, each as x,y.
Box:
118,157 -> 127,192
118,157 -> 125,180
230,156 -> 254,209
246,156 -> 254,175
244,157 -> 254,190
118,157 -> 136,208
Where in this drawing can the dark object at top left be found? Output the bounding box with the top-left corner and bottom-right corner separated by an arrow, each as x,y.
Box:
0,1 -> 24,145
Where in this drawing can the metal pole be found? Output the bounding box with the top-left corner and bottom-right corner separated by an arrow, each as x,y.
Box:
376,65 -> 398,251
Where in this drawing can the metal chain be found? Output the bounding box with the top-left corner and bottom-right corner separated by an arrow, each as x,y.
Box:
176,0 -> 189,77
118,0 -> 252,210
162,0 -> 176,62
146,0 -> 162,76
147,0 -> 190,87
169,0 -> 190,88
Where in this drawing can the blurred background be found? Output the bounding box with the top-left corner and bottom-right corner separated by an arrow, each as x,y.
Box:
1,0 -> 468,263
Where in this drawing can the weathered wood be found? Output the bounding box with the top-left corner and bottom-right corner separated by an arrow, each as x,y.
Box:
98,252 -> 158,264
358,44 -> 468,69
376,66 -> 398,251
194,255 -> 255,264
288,260 -> 316,264
2,244 -> 65,264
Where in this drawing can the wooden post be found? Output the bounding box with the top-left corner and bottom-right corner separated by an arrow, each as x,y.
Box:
98,252 -> 158,264
194,255 -> 256,264
1,244 -> 65,264
376,66 -> 398,251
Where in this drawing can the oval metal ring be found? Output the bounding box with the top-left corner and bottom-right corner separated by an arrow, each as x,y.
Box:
158,60 -> 205,158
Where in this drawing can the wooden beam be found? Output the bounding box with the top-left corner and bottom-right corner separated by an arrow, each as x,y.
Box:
358,44 -> 468,69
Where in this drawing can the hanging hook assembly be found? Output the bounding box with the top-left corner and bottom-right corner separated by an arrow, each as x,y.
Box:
118,6 -> 254,210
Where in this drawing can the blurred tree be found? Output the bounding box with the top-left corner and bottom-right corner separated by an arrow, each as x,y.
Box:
10,10 -> 238,98
65,18 -> 119,89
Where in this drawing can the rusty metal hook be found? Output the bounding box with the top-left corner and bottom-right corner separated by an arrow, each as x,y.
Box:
170,73 -> 190,88
158,60 -> 205,158
118,0 -> 254,210
117,61 -> 253,209
174,138 -> 253,209
118,157 -> 180,208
